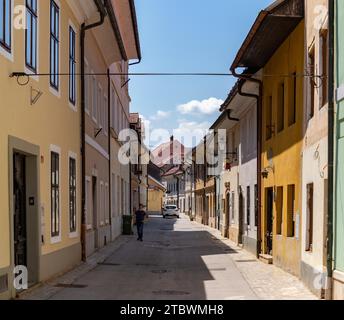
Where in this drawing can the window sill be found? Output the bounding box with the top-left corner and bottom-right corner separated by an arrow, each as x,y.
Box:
49,86 -> 61,99
69,231 -> 79,239
51,235 -> 62,244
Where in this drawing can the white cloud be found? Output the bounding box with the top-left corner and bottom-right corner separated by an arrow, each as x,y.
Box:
173,121 -> 210,148
177,97 -> 224,115
150,110 -> 171,121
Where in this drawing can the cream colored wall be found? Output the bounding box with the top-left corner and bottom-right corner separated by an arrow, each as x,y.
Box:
301,0 -> 328,276
0,0 -> 81,268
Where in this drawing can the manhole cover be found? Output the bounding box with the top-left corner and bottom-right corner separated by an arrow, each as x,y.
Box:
98,262 -> 121,266
151,269 -> 169,274
152,290 -> 190,296
235,259 -> 257,263
54,283 -> 87,289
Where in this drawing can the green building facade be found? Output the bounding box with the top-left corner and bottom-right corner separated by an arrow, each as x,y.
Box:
334,0 -> 344,299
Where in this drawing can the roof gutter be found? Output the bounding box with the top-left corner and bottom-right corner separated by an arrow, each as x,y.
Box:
104,0 -> 128,61
129,0 -> 142,65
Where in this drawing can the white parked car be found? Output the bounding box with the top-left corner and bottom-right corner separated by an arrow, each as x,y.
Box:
163,205 -> 180,219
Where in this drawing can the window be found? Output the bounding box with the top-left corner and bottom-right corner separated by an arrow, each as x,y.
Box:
308,47 -> 315,119
277,82 -> 285,133
104,95 -> 108,135
246,187 -> 250,226
254,184 -> 258,227
306,183 -> 314,252
231,192 -> 235,221
276,186 -> 283,235
92,75 -> 97,121
69,157 -> 77,233
50,0 -> 59,90
25,0 -> 38,72
98,85 -> 102,126
111,88 -> 116,129
111,173 -> 116,216
287,184 -> 295,237
105,183 -> 109,223
320,30 -> 328,107
289,72 -> 297,126
100,182 -> 104,225
266,96 -> 273,140
0,0 -> 11,51
85,60 -> 90,114
51,152 -> 60,237
69,26 -> 76,105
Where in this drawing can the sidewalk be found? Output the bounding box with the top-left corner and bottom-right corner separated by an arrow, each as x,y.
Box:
195,222 -> 318,300
18,236 -> 132,300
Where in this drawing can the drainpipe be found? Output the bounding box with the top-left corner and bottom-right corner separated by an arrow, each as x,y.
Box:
107,69 -> 112,241
326,0 -> 335,300
231,68 -> 263,259
80,0 -> 106,262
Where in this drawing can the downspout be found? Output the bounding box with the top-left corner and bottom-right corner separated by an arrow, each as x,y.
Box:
326,0 -> 335,300
107,69 -> 112,240
231,68 -> 263,259
80,0 -> 106,261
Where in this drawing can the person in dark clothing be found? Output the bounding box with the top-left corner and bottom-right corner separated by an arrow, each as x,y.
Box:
135,204 -> 146,241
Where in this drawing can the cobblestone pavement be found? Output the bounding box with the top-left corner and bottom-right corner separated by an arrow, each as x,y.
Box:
19,215 -> 317,300
198,224 -> 318,300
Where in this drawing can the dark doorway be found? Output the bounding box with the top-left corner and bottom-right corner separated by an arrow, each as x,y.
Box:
13,153 -> 27,268
266,188 -> 274,255
225,192 -> 230,237
92,176 -> 98,249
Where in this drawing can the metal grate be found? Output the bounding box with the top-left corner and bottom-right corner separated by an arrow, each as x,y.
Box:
98,262 -> 121,266
0,274 -> 8,293
235,259 -> 257,263
54,283 -> 88,289
152,290 -> 190,296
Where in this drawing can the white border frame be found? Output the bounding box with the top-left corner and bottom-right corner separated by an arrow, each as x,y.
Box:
50,144 -> 62,244
91,71 -> 97,123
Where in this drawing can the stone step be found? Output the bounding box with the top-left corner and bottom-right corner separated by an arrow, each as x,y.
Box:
259,254 -> 273,265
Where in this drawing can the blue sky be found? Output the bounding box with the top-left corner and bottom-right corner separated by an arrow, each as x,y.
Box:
129,0 -> 272,149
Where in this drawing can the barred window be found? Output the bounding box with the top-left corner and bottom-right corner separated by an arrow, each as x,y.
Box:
51,152 -> 60,237
69,157 -> 77,233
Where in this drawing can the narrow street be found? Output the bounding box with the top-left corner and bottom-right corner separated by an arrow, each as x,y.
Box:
21,215 -> 317,300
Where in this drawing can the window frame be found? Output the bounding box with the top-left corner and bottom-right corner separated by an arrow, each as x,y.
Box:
25,0 -> 38,73
69,154 -> 77,235
69,25 -> 76,106
50,148 -> 61,242
0,0 -> 12,52
49,0 -> 60,91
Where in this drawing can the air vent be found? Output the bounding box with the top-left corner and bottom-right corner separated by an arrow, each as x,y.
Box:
0,274 -> 8,293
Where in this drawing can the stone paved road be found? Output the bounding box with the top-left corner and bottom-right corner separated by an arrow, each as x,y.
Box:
20,214 -> 317,300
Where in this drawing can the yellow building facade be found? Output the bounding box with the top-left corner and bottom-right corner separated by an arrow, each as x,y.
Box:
147,176 -> 166,214
260,21 -> 305,276
0,0 -> 82,298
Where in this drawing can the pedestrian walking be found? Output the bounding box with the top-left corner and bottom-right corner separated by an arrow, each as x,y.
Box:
135,204 -> 146,241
